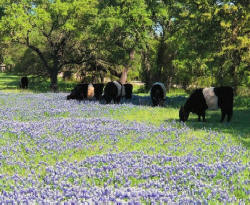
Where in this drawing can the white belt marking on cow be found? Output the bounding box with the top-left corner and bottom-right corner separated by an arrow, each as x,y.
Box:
202,87 -> 218,110
152,82 -> 166,99
113,81 -> 122,96
87,83 -> 95,99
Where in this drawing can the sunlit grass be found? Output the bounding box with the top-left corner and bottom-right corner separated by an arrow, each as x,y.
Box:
0,72 -> 77,92
0,73 -> 249,203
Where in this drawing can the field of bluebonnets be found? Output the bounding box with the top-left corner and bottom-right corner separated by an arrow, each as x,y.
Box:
0,89 -> 249,203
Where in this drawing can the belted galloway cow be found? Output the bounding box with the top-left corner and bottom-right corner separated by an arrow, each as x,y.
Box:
67,83 -> 104,100
103,81 -> 124,104
179,86 -> 234,122
150,82 -> 166,106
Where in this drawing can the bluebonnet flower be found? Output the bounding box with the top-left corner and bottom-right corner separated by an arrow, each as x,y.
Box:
0,92 -> 248,203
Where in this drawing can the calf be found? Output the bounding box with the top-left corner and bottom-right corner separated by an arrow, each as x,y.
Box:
179,86 -> 234,122
20,76 -> 29,89
103,81 -> 124,104
150,82 -> 166,106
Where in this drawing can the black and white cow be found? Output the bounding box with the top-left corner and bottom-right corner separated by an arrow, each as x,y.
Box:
93,83 -> 105,100
103,81 -> 124,104
67,83 -> 96,100
150,82 -> 166,106
179,86 -> 234,122
124,83 -> 133,99
20,76 -> 29,89
103,81 -> 134,103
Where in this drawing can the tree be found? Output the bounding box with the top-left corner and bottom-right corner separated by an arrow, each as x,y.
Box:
0,3 -> 6,63
169,0 -> 249,91
0,0 -> 98,90
213,1 -> 250,91
146,0 -> 249,92
142,0 -> 188,90
95,0 -> 153,84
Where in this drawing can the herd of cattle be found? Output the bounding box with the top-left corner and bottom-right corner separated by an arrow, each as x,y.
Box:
19,77 -> 234,122
66,81 -> 166,106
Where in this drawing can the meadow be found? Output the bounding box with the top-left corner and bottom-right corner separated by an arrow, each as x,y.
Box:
0,73 -> 249,203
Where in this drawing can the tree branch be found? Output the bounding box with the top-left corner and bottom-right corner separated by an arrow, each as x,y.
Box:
25,31 -> 50,70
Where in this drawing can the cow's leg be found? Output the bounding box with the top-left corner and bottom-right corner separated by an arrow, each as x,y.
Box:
160,99 -> 165,107
152,99 -> 157,106
202,112 -> 206,122
114,96 -> 121,104
105,96 -> 111,104
220,109 -> 226,122
226,108 -> 233,122
117,96 -> 121,103
199,111 -> 206,122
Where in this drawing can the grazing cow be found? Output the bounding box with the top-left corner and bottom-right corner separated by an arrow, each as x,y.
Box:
93,83 -> 105,100
150,82 -> 166,106
179,86 -> 234,122
67,83 -> 88,100
67,83 -> 104,100
20,76 -> 29,89
103,81 -> 124,104
124,83 -> 133,99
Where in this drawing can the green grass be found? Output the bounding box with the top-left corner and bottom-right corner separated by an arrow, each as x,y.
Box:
0,72 -> 249,154
110,101 -> 250,148
0,72 -> 249,202
0,73 -> 21,90
1,72 -> 249,145
0,72 -> 77,92
0,72 -> 249,141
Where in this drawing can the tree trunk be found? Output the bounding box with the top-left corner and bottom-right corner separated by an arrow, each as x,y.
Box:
141,49 -> 152,90
49,69 -> 58,92
120,67 -> 128,84
119,49 -> 135,84
231,50 -> 241,95
100,72 -> 105,83
166,75 -> 172,92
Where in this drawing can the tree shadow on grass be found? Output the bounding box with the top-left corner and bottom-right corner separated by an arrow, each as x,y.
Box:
0,81 -> 19,90
165,108 -> 250,148
0,74 -> 20,90
0,76 -> 48,91
121,94 -> 187,108
0,74 -> 76,92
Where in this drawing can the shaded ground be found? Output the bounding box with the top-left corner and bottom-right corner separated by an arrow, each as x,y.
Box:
117,94 -> 250,147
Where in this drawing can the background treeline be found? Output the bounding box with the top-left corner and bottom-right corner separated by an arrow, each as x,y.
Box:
0,0 -> 249,94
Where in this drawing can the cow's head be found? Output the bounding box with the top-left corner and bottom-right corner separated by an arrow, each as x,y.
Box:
179,106 -> 189,122
66,94 -> 73,100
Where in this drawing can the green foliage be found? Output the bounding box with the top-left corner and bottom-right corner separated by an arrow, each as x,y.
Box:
0,0 -> 99,89
13,48 -> 47,76
142,0 -> 249,91
0,0 -> 249,91
95,0 -> 153,71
